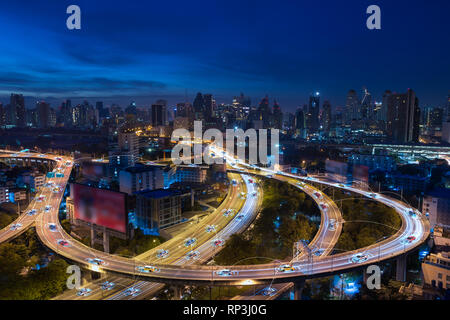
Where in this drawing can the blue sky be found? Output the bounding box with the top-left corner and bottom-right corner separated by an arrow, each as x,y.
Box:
0,0 -> 448,111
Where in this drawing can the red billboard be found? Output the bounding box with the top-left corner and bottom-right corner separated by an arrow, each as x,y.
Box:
71,183 -> 127,233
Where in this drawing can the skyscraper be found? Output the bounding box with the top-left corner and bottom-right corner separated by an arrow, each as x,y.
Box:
203,94 -> 215,120
386,89 -> 420,143
193,92 -> 205,121
0,103 -> 5,127
257,95 -> 272,128
345,89 -> 360,125
322,100 -> 332,133
272,100 -> 283,129
446,95 -> 450,122
37,101 -> 51,128
10,94 -> 26,127
360,88 -> 372,121
151,102 -> 167,126
307,92 -> 320,132
295,107 -> 306,138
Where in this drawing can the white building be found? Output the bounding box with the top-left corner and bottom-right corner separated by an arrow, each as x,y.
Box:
119,164 -> 164,195
422,252 -> 450,291
422,188 -> 450,228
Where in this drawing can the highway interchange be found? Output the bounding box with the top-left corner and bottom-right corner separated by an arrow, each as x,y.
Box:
0,148 -> 430,299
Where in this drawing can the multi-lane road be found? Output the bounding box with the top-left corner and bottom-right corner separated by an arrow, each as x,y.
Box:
0,149 -> 430,294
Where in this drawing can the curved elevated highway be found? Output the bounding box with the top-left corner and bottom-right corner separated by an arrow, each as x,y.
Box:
0,149 -> 430,289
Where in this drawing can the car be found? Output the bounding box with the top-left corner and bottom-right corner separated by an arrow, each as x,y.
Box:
338,184 -> 345,188
136,265 -> 160,273
328,219 -> 336,231
55,173 -> 64,178
52,187 -> 61,193
236,214 -> 245,220
156,249 -> 169,259
44,205 -> 52,212
48,223 -> 58,232
76,288 -> 92,296
405,236 -> 416,243
276,264 -> 297,273
101,281 -> 115,290
27,209 -> 37,216
319,203 -> 327,211
231,179 -> 237,186
65,161 -> 72,167
124,287 -> 141,297
86,258 -> 107,266
368,193 -> 377,198
313,192 -> 322,199
252,191 -> 257,197
297,182 -> 305,187
212,239 -> 225,247
57,239 -> 70,247
10,223 -> 23,231
260,287 -> 277,296
223,209 -> 235,217
38,154 -> 46,157
184,237 -> 197,247
185,250 -> 200,260
266,175 -> 273,178
351,253 -> 369,264
44,182 -> 54,188
55,157 -> 62,161
216,269 -> 237,277
313,248 -> 325,256
248,179 -> 254,183
408,210 -> 417,218
205,225 -> 216,233
36,195 -> 45,202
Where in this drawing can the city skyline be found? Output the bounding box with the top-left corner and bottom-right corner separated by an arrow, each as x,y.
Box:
0,1 -> 449,111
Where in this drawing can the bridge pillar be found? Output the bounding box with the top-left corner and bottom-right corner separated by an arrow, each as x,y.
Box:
171,285 -> 183,300
396,254 -> 407,282
90,226 -> 95,248
103,228 -> 110,253
293,279 -> 305,300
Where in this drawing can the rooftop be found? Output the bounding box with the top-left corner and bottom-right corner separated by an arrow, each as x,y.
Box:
124,164 -> 162,174
135,188 -> 181,199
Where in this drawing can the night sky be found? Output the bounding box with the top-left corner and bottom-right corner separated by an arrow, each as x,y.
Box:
0,0 -> 449,111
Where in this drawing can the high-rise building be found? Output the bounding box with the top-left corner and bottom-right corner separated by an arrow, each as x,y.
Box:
135,188 -> 182,232
446,95 -> 450,122
322,100 -> 332,133
37,101 -> 51,128
10,94 -> 26,127
203,94 -> 215,120
257,95 -> 272,128
193,92 -> 205,121
151,102 -> 167,126
360,88 -> 372,121
96,101 -> 108,119
295,107 -> 305,137
0,103 -> 5,127
307,92 -> 320,132
345,89 -> 360,125
386,89 -> 421,143
118,129 -> 140,162
272,100 -> 283,129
